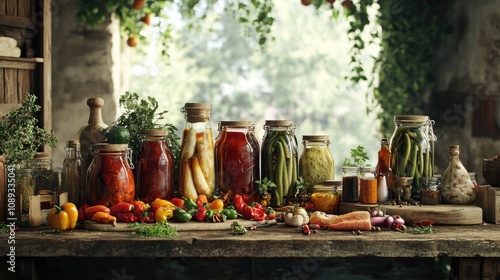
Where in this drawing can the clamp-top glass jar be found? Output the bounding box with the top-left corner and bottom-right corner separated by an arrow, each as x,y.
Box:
299,135 -> 334,194
179,103 -> 215,200
86,143 -> 135,207
389,115 -> 436,198
310,180 -> 341,214
136,129 -> 175,203
31,152 -> 59,194
215,121 -> 260,196
261,120 -> 298,207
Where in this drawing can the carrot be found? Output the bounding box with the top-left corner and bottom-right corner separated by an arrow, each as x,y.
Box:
310,211 -> 371,231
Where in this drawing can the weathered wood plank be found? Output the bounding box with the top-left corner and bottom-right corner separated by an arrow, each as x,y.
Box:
0,57 -> 40,69
17,69 -> 30,99
5,0 -> 17,17
0,156 -> 5,222
18,0 -> 31,18
0,0 -> 5,15
0,104 -> 22,116
0,68 -> 4,103
3,68 -> 17,103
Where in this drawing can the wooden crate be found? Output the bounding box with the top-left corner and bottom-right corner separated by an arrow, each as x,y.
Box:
476,185 -> 500,224
28,192 -> 67,227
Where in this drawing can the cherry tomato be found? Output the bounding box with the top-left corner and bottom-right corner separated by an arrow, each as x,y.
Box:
210,199 -> 224,211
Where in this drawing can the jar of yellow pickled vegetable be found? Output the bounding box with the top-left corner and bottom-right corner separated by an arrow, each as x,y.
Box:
310,180 -> 341,214
299,135 -> 334,194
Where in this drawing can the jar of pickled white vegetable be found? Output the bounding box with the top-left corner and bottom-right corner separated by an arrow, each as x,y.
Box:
299,135 -> 334,194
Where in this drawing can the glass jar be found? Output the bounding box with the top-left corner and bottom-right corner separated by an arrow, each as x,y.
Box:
15,164 -> 35,213
299,135 -> 334,194
136,129 -> 175,204
359,166 -> 377,204
86,143 -> 135,207
62,140 -> 86,207
342,166 -> 360,202
179,103 -> 215,199
420,177 -> 440,205
215,121 -> 260,196
389,115 -> 436,196
261,120 -> 298,207
310,180 -> 341,214
31,152 -> 59,194
395,177 -> 413,202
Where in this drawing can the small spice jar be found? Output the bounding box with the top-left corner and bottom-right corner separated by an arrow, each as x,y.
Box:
342,166 -> 360,202
310,180 -> 341,214
31,152 -> 59,194
15,163 -> 35,213
359,166 -> 377,204
86,143 -> 135,207
396,177 -> 413,202
420,177 -> 440,205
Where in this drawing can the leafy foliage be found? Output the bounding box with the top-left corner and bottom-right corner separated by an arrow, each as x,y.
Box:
0,94 -> 57,165
130,221 -> 177,238
342,145 -> 370,167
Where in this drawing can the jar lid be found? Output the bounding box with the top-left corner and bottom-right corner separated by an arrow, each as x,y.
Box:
219,121 -> 254,128
302,135 -> 330,141
394,115 -> 429,122
139,129 -> 167,136
67,140 -> 80,148
184,102 -> 211,110
93,143 -> 129,152
313,185 -> 335,192
264,120 -> 294,127
34,152 -> 49,159
323,180 -> 341,186
182,103 -> 211,123
360,166 -> 375,173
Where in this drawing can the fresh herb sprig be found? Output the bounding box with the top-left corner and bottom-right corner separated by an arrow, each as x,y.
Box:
255,177 -> 277,195
231,221 -> 247,235
342,145 -> 370,167
130,221 -> 178,238
406,226 -> 435,234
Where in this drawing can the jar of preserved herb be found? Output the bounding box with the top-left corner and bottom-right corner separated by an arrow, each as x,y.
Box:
215,121 -> 260,196
310,180 -> 341,214
420,177 -> 440,205
179,103 -> 215,199
136,129 -> 175,204
15,163 -> 35,213
31,152 -> 59,194
261,120 -> 298,207
389,115 -> 436,196
359,166 -> 377,204
299,135 -> 334,194
342,166 -> 360,202
87,143 -> 135,207
62,140 -> 86,207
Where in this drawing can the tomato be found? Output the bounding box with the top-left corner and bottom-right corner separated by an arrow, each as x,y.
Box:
105,126 -> 131,144
127,37 -> 139,47
210,199 -> 224,211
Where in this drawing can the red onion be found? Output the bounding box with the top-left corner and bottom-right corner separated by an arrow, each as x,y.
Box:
370,216 -> 388,227
385,215 -> 395,228
392,215 -> 405,229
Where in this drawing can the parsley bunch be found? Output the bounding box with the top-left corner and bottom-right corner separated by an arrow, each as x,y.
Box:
342,145 -> 370,167
130,221 -> 178,238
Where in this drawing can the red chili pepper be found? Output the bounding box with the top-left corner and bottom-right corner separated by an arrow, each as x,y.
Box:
78,204 -> 90,221
84,205 -> 110,220
138,210 -> 155,223
305,202 -> 315,212
233,194 -> 247,214
110,202 -> 134,216
241,194 -> 256,205
170,197 -> 185,209
116,212 -> 138,223
131,200 -> 146,213
194,206 -> 207,222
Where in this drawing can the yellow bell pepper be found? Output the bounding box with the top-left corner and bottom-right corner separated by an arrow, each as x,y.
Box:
47,202 -> 78,230
151,198 -> 176,210
155,206 -> 174,222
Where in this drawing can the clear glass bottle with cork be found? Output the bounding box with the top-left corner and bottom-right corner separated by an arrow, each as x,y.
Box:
62,140 -> 86,207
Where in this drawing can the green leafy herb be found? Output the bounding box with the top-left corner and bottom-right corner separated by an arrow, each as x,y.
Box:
0,222 -> 8,234
342,145 -> 369,167
130,221 -> 178,238
0,93 -> 57,165
230,221 -> 247,235
255,177 -> 277,194
406,226 -> 435,234
38,229 -> 63,236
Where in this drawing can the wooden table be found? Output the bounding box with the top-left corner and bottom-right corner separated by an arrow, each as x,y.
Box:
1,222 -> 499,279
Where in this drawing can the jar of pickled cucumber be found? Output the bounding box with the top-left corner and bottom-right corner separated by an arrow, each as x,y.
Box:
310,180 -> 341,214
299,135 -> 334,194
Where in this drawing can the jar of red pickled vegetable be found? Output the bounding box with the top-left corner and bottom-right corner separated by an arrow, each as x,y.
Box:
359,166 -> 377,204
215,121 -> 260,196
179,103 -> 215,200
136,129 -> 174,203
86,143 -> 135,207
261,120 -> 298,207
299,135 -> 335,194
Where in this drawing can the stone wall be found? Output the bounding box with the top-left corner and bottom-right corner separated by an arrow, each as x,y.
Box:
431,0 -> 500,182
50,0 -> 129,167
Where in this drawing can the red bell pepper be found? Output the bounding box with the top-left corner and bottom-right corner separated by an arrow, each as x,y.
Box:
131,200 -> 146,213
138,210 -> 155,223
233,194 -> 247,214
242,205 -> 267,221
116,212 -> 138,223
170,197 -> 185,209
78,203 -> 90,221
194,206 -> 207,222
110,202 -> 134,216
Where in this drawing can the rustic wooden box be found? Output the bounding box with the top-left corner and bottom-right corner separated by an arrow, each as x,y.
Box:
476,185 -> 500,224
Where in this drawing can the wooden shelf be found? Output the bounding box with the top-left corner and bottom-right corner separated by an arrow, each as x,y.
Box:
0,15 -> 35,29
0,56 -> 44,70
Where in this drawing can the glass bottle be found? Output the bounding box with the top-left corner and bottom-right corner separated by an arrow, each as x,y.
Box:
62,140 -> 86,207
359,166 -> 377,204
440,145 -> 478,204
389,115 -> 436,196
376,138 -> 390,203
310,180 -> 341,214
215,121 -> 260,197
136,129 -> 175,204
261,120 -> 298,207
299,135 -> 334,194
341,166 -> 360,202
31,152 -> 59,194
87,143 -> 135,207
78,97 -> 109,172
420,177 -> 440,205
179,103 -> 215,200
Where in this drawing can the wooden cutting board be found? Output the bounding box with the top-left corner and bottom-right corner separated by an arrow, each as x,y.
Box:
83,218 -> 277,232
339,202 -> 483,225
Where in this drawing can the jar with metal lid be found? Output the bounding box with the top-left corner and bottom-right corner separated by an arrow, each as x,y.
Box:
299,135 -> 334,194
62,140 -> 86,207
86,143 -> 135,207
261,120 -> 298,207
420,177 -> 440,205
179,103 -> 215,199
310,180 -> 341,214
389,115 -> 436,197
136,129 -> 175,204
31,152 -> 59,194
359,166 -> 377,204
215,121 -> 260,196
342,166 -> 360,202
